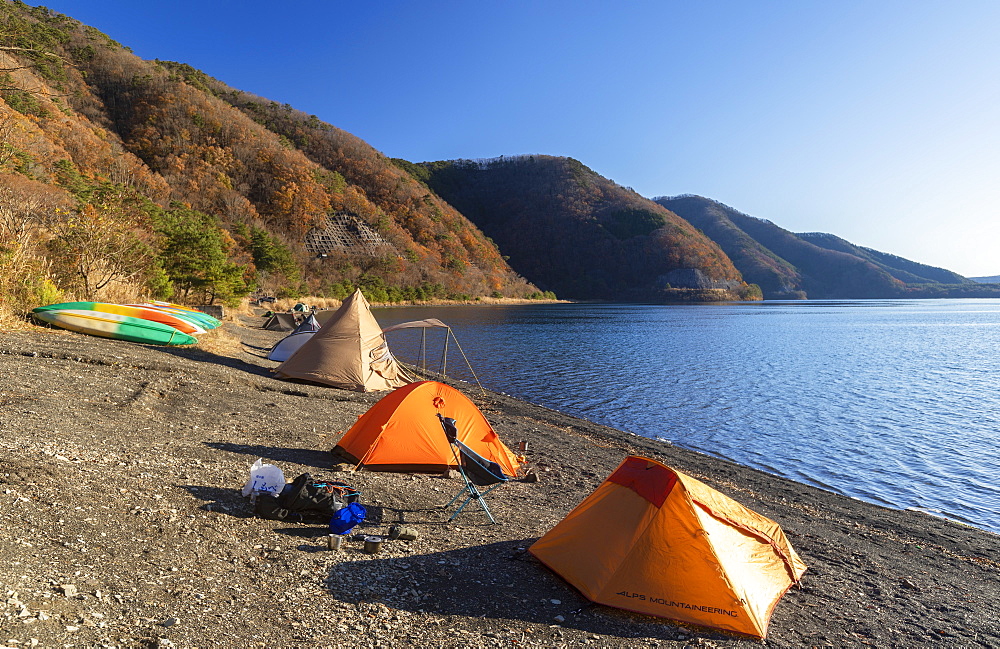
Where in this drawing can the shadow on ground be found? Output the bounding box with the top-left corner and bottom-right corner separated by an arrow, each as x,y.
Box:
179,484 -> 254,518
150,343 -> 274,378
325,538 -> 723,643
205,442 -> 334,469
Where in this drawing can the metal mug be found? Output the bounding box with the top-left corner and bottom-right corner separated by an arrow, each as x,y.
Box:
363,536 -> 383,554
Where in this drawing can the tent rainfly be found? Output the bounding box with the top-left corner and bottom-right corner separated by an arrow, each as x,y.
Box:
274,289 -> 413,392
267,314 -> 322,362
333,380 -> 521,475
529,456 -> 807,639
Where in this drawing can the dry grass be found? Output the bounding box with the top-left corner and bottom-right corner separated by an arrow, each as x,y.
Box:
0,307 -> 34,331
270,296 -> 343,312
193,325 -> 244,358
226,298 -> 258,320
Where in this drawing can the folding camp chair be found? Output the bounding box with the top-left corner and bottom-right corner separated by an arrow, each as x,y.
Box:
437,414 -> 509,524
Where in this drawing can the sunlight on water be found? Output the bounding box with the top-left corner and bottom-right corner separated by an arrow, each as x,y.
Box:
377,299 -> 1000,534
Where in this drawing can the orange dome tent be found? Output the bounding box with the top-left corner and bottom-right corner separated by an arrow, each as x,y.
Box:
333,381 -> 521,475
529,456 -> 806,639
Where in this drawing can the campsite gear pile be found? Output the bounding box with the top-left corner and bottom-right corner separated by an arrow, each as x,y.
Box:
250,470 -> 362,524
241,459 -> 423,556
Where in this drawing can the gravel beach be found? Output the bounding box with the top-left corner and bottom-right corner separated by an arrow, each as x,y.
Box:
1,314 -> 997,648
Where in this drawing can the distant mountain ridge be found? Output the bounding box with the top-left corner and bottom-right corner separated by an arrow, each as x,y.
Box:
655,195 -> 998,299
796,232 -> 970,285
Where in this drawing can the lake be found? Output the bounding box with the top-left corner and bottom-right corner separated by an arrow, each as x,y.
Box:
375,299 -> 1000,535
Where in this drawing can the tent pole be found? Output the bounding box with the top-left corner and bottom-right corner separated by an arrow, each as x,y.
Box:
353,426 -> 389,472
442,329 -> 449,379
450,333 -> 485,395
420,327 -> 427,373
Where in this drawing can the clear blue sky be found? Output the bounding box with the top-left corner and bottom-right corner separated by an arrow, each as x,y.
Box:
35,1 -> 1000,276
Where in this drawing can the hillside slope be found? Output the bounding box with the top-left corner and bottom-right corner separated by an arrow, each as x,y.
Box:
406,156 -> 753,302
0,3 -> 536,315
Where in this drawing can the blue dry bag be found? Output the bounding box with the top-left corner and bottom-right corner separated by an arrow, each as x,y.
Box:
329,502 -> 367,535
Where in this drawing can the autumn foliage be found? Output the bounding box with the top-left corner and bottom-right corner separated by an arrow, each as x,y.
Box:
0,2 -> 536,321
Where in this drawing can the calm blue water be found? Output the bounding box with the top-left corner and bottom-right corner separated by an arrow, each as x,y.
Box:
375,299 -> 1000,535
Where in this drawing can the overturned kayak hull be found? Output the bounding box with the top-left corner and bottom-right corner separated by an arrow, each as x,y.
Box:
148,301 -> 222,328
33,301 -> 206,335
32,309 -> 197,346
133,303 -> 220,330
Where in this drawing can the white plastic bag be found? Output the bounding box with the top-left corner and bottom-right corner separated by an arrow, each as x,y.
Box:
241,458 -> 285,497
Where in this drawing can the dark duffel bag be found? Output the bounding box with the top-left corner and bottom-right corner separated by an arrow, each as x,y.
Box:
254,473 -> 360,522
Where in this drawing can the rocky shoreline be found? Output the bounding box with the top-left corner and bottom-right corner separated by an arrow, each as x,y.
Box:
1,316 -> 997,648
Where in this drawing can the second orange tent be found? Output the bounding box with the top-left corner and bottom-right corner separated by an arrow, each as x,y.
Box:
333,380 -> 521,475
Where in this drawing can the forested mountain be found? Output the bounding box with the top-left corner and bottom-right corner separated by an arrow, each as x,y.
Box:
399,156 -> 755,302
0,2 -> 536,319
657,195 -> 999,299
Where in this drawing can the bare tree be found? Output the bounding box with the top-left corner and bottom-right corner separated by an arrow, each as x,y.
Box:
0,173 -> 68,248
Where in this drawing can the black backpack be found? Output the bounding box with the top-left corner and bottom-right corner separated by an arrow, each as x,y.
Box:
254,473 -> 360,522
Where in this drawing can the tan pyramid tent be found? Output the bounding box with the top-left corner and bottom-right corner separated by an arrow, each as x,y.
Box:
333,380 -> 521,474
274,289 -> 414,392
529,456 -> 806,639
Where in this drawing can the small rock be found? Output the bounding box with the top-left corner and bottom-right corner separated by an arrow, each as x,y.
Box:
550,599 -> 561,605
60,584 -> 78,597
162,617 -> 180,627
553,615 -> 565,623
441,469 -> 461,480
